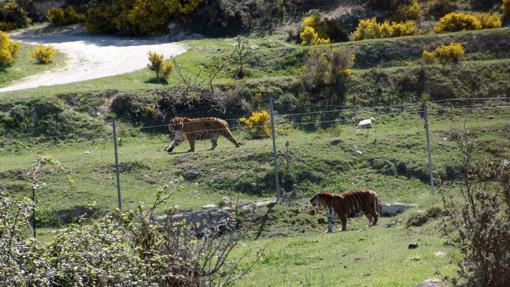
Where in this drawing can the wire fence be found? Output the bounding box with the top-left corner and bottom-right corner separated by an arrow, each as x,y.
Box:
2,97 -> 509,237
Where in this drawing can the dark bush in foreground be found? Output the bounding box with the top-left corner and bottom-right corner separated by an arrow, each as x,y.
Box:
0,188 -> 259,286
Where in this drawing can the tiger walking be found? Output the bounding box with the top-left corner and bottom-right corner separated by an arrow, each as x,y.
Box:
166,116 -> 241,153
310,190 -> 380,231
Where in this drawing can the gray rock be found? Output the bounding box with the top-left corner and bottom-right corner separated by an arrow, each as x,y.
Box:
417,278 -> 448,287
330,138 -> 342,145
202,204 -> 217,209
183,169 -> 202,181
380,202 -> 417,216
500,159 -> 509,168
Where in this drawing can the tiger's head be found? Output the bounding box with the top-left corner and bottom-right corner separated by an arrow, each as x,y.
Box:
310,193 -> 320,215
168,117 -> 187,133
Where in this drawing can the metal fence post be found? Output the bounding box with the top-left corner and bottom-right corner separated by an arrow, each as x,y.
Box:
269,96 -> 281,200
112,119 -> 122,209
32,185 -> 36,238
421,103 -> 435,193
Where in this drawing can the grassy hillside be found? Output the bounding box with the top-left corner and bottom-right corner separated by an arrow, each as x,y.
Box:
1,1 -> 509,284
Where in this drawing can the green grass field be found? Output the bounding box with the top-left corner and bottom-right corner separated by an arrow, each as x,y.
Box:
1,23 -> 509,286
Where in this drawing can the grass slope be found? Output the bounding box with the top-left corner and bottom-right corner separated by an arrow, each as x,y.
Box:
1,28 -> 509,100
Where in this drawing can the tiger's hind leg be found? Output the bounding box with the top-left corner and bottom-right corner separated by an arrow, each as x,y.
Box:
371,210 -> 378,226
210,133 -> 219,150
339,214 -> 348,231
187,138 -> 195,152
219,129 -> 240,148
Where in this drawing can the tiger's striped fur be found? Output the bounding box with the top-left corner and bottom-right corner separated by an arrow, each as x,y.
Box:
166,116 -> 240,153
310,190 -> 380,231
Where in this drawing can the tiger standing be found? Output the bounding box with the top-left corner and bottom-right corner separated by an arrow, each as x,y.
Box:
310,190 -> 380,231
166,116 -> 241,153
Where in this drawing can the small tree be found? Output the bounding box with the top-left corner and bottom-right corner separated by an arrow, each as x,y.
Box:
31,44 -> 55,64
230,37 -> 251,79
147,51 -> 172,82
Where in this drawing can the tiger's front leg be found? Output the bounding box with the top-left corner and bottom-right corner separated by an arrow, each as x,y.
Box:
326,207 -> 335,233
166,133 -> 183,153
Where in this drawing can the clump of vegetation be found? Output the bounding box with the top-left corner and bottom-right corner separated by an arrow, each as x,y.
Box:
31,44 -> 55,64
0,0 -> 31,31
504,0 -> 510,18
477,12 -> 503,28
434,12 -> 502,33
230,37 -> 252,79
301,47 -> 354,107
85,0 -> 203,35
0,187 -> 260,286
0,31 -> 19,66
406,205 -> 443,227
351,18 -> 417,41
393,0 -> 421,21
47,6 -> 86,26
240,111 -> 271,139
147,51 -> 173,82
302,47 -> 355,86
299,14 -> 331,46
426,0 -> 458,19
421,42 -> 465,64
441,131 -> 510,286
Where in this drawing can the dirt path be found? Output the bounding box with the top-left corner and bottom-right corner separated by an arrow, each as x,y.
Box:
0,29 -> 187,93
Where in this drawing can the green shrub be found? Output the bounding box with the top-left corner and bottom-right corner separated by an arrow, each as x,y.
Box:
31,44 -> 55,64
48,6 -> 86,26
426,0 -> 458,19
504,0 -> 510,18
0,31 -> 19,66
352,18 -> 417,41
393,0 -> 421,21
0,0 -> 31,31
302,47 -> 355,90
421,42 -> 465,64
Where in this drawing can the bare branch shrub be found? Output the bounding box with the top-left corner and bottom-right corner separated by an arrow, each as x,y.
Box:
441,130 -> 510,287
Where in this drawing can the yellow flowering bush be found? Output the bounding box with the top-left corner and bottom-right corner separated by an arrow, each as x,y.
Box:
434,12 -> 501,33
476,13 -> 502,29
300,15 -> 331,46
352,18 -> 417,41
240,111 -> 271,139
421,42 -> 465,64
48,6 -> 86,25
85,0 -> 203,35
0,31 -> 19,66
31,44 -> 55,64
147,51 -> 173,81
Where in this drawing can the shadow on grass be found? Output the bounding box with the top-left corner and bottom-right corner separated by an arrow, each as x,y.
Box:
255,202 -> 277,240
145,78 -> 169,85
